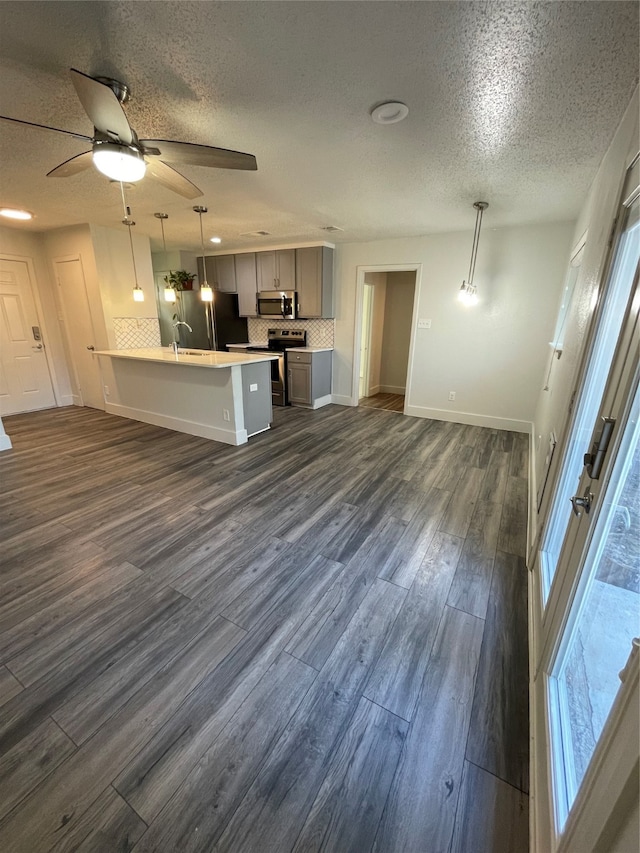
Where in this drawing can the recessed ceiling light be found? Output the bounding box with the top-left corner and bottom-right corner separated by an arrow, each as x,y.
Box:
370,101 -> 409,125
0,207 -> 33,220
321,225 -> 344,233
210,236 -> 222,244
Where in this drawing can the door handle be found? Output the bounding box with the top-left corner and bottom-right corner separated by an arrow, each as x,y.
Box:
86,345 -> 95,351
32,344 -> 43,350
570,487 -> 594,516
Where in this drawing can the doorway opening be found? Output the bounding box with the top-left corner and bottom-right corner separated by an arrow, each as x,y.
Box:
356,269 -> 418,414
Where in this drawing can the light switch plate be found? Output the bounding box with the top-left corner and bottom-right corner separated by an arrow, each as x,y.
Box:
418,318 -> 432,329
249,383 -> 258,392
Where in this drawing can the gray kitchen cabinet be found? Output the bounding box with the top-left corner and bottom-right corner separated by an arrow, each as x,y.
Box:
234,252 -> 258,316
295,246 -> 334,318
196,255 -> 236,292
214,254 -> 237,292
256,249 -> 296,291
287,350 -> 332,408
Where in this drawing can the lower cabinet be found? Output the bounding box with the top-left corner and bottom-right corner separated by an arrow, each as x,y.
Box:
287,350 -> 332,408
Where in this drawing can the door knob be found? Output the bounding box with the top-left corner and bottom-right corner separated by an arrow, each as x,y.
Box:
570,488 -> 594,516
32,344 -> 43,350
86,345 -> 95,351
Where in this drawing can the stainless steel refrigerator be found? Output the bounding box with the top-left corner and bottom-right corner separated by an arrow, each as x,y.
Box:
156,289 -> 248,350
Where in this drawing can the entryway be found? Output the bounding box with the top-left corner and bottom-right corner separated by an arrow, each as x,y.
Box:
0,256 -> 57,415
356,269 -> 418,414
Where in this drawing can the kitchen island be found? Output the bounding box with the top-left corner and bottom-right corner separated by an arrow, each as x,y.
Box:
94,348 -> 278,445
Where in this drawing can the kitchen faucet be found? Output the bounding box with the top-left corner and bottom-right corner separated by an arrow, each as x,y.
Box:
171,320 -> 193,354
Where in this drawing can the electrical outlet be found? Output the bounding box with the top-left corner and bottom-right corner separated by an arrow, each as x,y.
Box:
223,409 -> 230,421
448,391 -> 456,401
249,383 -> 258,392
418,318 -> 432,329
103,385 -> 110,397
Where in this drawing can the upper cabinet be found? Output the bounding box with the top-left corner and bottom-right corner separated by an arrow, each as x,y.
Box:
196,255 -> 236,293
197,244 -> 333,319
256,249 -> 296,292
296,246 -> 334,318
234,252 -> 258,317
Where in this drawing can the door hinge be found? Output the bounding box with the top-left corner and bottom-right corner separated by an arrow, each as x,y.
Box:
568,390 -> 577,416
607,217 -> 619,249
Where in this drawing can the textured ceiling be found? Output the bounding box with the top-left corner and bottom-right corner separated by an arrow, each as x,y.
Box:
0,1 -> 638,252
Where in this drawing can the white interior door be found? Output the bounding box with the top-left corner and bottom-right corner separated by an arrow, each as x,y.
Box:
53,257 -> 104,409
359,283 -> 373,398
0,257 -> 56,415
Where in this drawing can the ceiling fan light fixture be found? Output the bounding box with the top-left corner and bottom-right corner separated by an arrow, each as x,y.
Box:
93,141 -> 146,182
0,207 -> 33,220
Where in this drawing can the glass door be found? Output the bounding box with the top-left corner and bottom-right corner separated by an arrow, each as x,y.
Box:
536,158 -> 640,841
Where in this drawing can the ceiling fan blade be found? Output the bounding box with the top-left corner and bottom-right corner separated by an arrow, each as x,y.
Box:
145,159 -> 203,199
0,115 -> 92,141
69,68 -> 133,144
46,151 -> 94,178
141,139 -> 257,171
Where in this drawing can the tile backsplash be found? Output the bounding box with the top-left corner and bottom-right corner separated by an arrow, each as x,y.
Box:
247,318 -> 334,348
114,317 -> 161,349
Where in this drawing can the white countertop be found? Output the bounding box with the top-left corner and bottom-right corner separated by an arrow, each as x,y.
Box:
227,343 -> 333,353
94,347 -> 278,369
287,347 -> 333,353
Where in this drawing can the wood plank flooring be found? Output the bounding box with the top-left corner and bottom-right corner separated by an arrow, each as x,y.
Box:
359,392 -> 405,412
0,404 -> 529,853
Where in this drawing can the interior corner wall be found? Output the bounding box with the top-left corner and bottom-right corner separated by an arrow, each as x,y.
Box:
90,224 -> 157,348
364,272 -> 386,394
334,221 -> 575,431
0,224 -> 73,405
380,271 -> 415,393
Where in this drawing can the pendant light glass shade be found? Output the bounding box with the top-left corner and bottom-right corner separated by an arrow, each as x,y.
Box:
154,213 -> 176,303
133,285 -> 144,302
458,201 -> 488,306
193,205 -> 212,302
164,286 -> 176,303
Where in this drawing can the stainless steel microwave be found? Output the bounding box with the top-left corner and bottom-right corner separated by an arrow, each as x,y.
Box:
256,290 -> 297,320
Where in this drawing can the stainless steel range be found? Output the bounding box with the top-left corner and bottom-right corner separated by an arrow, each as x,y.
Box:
246,328 -> 307,406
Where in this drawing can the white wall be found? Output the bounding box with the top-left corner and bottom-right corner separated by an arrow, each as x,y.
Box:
91,224 -> 156,348
380,270 -> 415,393
334,221 -> 574,431
0,225 -> 73,405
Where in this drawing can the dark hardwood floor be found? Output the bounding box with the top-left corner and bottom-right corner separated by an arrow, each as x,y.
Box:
358,392 -> 405,412
0,404 -> 529,852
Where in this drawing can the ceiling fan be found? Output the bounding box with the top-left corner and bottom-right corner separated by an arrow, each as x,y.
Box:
0,68 -> 257,199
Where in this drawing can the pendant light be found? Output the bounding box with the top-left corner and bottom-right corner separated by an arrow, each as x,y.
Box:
194,205 -> 213,302
119,182 -> 144,303
458,201 -> 488,306
154,213 -> 176,303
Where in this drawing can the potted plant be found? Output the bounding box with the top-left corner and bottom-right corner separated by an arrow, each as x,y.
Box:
164,269 -> 196,291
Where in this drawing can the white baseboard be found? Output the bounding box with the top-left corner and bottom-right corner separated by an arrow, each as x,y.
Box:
58,395 -> 74,407
404,403 -> 531,433
368,384 -> 381,396
332,394 -> 356,407
380,384 -> 406,394
312,395 -> 333,410
104,402 -> 248,445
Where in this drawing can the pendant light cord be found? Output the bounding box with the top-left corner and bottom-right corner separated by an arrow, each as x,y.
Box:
467,204 -> 484,286
120,181 -> 138,288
